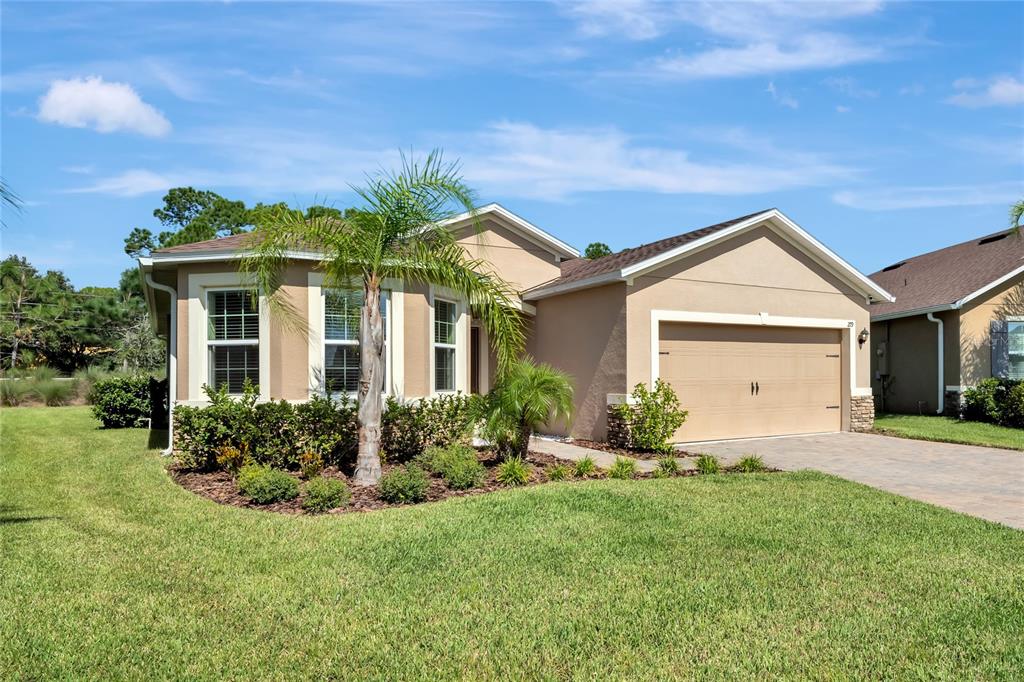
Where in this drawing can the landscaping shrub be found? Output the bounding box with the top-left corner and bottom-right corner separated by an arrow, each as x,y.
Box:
73,367 -> 113,403
34,379 -> 74,406
216,445 -> 246,474
378,464 -> 430,503
1001,382 -> 1024,429
302,476 -> 351,513
614,380 -> 688,453
546,463 -> 571,481
736,455 -> 766,473
293,394 -> 358,465
962,378 -> 1003,423
0,380 -> 32,406
236,464 -> 299,504
495,457 -> 530,486
654,456 -> 680,478
89,375 -> 152,428
382,394 -> 477,461
421,444 -> 485,490
573,456 -> 598,478
695,454 -> 720,475
608,456 -> 637,480
298,451 -> 324,480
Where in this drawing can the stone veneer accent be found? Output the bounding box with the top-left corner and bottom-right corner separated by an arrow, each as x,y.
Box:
606,404 -> 633,449
943,389 -> 962,418
850,395 -> 875,432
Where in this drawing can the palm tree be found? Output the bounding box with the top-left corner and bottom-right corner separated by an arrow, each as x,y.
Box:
477,357 -> 574,459
243,151 -> 526,484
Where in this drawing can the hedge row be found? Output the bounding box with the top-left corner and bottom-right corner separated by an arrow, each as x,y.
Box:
962,378 -> 1024,428
173,389 -> 476,471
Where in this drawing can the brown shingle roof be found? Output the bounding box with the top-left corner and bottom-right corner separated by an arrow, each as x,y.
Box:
152,232 -> 259,254
525,209 -> 773,292
869,229 -> 1024,318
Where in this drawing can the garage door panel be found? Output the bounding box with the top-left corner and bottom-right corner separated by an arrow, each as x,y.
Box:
659,323 -> 842,442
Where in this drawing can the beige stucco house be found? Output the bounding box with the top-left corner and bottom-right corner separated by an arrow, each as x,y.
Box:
140,204 -> 893,444
869,228 -> 1024,415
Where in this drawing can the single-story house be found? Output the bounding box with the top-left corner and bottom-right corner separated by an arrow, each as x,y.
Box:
140,204 -> 893,444
868,228 -> 1024,415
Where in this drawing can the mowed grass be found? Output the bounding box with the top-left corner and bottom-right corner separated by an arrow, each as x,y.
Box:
875,413 -> 1024,451
2,408 -> 1022,680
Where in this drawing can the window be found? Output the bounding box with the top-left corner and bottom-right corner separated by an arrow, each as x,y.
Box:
434,298 -> 457,392
1009,321 -> 1024,380
324,289 -> 387,394
207,290 -> 259,394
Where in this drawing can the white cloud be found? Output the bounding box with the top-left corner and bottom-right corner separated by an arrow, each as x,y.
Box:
651,34 -> 883,79
68,120 -> 853,202
947,76 -> 1024,108
66,169 -> 177,196
836,105 -> 851,113
824,76 -> 879,98
766,81 -> 799,109
60,164 -> 95,175
37,76 -> 171,137
833,182 -> 1024,210
459,121 -> 851,200
566,0 -> 664,40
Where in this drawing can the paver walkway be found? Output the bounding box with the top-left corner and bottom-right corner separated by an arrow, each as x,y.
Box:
690,432 -> 1023,529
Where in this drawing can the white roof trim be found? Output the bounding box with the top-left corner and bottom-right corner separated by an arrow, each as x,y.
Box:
525,209 -> 895,303
146,249 -> 322,265
871,261 -> 1024,321
440,203 -> 580,259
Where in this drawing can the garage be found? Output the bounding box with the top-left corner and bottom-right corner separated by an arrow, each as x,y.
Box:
658,323 -> 843,442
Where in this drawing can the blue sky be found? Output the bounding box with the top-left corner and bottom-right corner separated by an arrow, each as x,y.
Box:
2,1 -> 1022,287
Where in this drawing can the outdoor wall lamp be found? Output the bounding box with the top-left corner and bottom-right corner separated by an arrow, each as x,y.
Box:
858,327 -> 870,347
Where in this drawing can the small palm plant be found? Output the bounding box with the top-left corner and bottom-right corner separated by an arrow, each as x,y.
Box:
477,357 -> 574,459
244,150 -> 526,484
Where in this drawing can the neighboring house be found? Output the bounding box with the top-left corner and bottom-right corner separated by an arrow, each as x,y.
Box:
868,228 -> 1024,415
140,204 -> 892,444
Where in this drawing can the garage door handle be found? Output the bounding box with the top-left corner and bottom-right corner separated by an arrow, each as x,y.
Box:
755,381 -> 759,395
751,381 -> 755,395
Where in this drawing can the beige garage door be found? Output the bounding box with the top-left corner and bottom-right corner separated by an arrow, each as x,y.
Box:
659,323 -> 842,442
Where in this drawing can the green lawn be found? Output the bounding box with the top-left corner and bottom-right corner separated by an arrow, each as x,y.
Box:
874,413 -> 1024,451
2,408 -> 1022,680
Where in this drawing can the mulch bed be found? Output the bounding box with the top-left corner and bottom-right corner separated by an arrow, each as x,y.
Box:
571,439 -> 673,460
169,450 -> 601,516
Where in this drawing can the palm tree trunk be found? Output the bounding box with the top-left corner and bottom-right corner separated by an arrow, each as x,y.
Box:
516,414 -> 531,459
353,276 -> 386,485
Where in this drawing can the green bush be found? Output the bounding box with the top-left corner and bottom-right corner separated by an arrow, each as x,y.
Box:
736,455 -> 766,473
654,457 -> 680,478
546,463 -> 571,481
298,451 -> 324,480
0,380 -> 33,406
963,378 -> 1003,423
382,394 -> 477,462
237,464 -> 299,504
73,367 -> 113,403
695,454 -> 720,475
495,457 -> 530,486
34,379 -> 74,406
89,375 -> 152,428
1001,382 -> 1024,428
420,444 -> 485,490
216,445 -> 246,474
378,464 -> 430,503
573,456 -> 598,478
614,380 -> 688,453
608,456 -> 637,480
302,476 -> 351,513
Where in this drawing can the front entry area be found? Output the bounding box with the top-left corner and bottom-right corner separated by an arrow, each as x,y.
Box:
659,323 -> 843,442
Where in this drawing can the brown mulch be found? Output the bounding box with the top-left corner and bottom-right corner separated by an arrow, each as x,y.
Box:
169,450 -> 596,516
571,439 -> 669,460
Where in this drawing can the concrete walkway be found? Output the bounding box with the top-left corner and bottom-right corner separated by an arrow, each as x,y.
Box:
689,432 -> 1024,530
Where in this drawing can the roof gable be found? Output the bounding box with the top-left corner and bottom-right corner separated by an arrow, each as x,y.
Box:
524,209 -> 893,303
869,229 -> 1024,320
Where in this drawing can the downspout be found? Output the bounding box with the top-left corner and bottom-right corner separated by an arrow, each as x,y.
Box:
145,274 -> 177,455
926,313 -> 944,415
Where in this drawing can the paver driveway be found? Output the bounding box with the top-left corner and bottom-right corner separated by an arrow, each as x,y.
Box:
688,432 -> 1024,529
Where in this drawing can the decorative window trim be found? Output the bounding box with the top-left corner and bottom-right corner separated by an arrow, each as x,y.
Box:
429,285 -> 468,395
187,272 -> 270,402
307,273 -> 404,397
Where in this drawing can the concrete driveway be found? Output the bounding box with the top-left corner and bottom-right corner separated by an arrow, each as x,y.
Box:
688,432 -> 1024,530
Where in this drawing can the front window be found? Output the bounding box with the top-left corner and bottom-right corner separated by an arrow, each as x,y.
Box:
1009,321 -> 1024,380
207,290 -> 259,394
324,289 -> 387,394
434,298 -> 457,392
